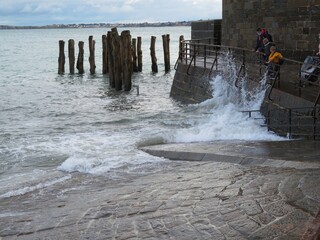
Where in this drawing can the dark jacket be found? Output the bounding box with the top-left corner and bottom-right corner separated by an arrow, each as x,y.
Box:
255,29 -> 273,52
261,28 -> 273,43
255,34 -> 264,52
263,42 -> 273,61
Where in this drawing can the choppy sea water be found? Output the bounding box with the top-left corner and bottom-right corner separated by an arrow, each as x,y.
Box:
0,26 -> 283,199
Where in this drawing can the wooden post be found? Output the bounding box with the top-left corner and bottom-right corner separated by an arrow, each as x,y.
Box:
137,36 -> 142,72
111,28 -> 122,91
150,36 -> 158,73
121,30 -> 132,91
107,31 -> 115,88
179,35 -> 185,62
88,35 -> 96,74
102,34 -> 108,74
132,38 -> 138,72
76,41 -> 84,74
68,39 -> 75,74
88,36 -> 96,74
162,34 -> 170,72
58,40 -> 65,74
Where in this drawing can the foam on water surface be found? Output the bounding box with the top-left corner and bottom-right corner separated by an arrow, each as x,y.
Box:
0,27 -> 285,199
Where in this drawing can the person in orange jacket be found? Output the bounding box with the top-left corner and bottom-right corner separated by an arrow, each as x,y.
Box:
266,46 -> 283,64
266,46 -> 284,79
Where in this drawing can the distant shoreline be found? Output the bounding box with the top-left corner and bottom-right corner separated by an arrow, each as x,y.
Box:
0,21 -> 192,30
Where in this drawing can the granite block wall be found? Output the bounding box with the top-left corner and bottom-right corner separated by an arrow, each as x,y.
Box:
191,20 -> 222,45
222,0 -> 320,61
170,63 -> 214,104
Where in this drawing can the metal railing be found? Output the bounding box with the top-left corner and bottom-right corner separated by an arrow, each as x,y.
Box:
175,38 -> 320,140
176,38 -> 320,107
243,106 -> 320,140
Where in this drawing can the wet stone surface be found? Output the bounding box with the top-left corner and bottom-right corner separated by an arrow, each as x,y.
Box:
0,161 -> 319,239
1,140 -> 320,239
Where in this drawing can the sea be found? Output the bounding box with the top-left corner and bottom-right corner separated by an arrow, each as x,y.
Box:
0,26 -> 283,199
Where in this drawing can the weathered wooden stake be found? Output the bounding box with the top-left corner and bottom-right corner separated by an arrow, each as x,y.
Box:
58,40 -> 65,74
68,39 -> 75,74
76,41 -> 84,74
150,36 -> 158,73
179,35 -> 185,62
121,30 -> 132,91
137,36 -> 142,72
132,38 -> 138,72
88,35 -> 96,74
111,28 -> 122,91
162,34 -> 170,72
102,35 -> 108,74
107,31 -> 115,87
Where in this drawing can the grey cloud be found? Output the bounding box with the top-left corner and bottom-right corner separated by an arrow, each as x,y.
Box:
0,0 -> 222,26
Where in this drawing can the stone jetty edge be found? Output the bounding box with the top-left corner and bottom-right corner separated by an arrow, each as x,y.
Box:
140,141 -> 320,170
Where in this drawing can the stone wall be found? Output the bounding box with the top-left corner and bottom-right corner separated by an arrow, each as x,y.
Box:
191,20 -> 222,45
222,0 -> 320,61
170,63 -> 214,104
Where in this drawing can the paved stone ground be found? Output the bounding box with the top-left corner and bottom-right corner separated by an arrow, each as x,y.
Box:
0,141 -> 320,239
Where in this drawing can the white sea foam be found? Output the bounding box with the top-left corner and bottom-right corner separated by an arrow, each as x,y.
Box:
56,131 -> 166,174
57,61 -> 285,175
0,175 -> 71,199
0,27 -> 289,195
171,73 -> 285,142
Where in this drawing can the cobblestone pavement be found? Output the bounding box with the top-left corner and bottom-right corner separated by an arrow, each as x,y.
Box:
1,141 -> 320,239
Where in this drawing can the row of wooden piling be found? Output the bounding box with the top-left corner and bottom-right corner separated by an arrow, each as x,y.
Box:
58,28 -> 175,91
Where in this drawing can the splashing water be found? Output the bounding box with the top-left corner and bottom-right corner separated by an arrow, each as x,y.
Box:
171,59 -> 283,142
0,28 -> 285,199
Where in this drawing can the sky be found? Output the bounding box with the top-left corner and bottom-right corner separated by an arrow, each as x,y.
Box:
0,0 -> 222,26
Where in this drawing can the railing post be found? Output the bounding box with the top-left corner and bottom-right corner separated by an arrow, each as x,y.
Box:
193,43 -> 196,67
204,45 -> 207,69
259,53 -> 262,77
313,90 -> 320,108
267,110 -> 271,132
313,107 -> 316,140
288,108 -> 292,139
215,48 -> 218,70
243,50 -> 246,76
277,65 -> 281,88
185,42 -> 188,64
298,63 -> 302,97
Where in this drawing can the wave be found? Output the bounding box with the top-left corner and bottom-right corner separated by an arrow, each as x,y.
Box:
56,72 -> 284,175
0,106 -> 27,112
0,175 -> 71,199
168,73 -> 285,143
